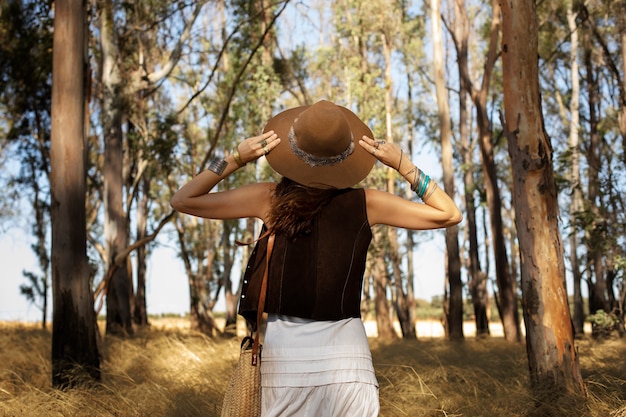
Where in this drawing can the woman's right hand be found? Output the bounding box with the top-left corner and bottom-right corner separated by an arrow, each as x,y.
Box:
236,130 -> 280,165
358,135 -> 412,176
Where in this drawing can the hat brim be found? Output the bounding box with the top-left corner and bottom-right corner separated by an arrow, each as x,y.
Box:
263,104 -> 375,189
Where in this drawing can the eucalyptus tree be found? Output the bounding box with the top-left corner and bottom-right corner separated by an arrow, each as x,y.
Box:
501,0 -> 585,400
50,0 -> 101,387
565,0 -> 584,336
446,0 -> 490,337
535,0 -> 587,335
431,0 -> 463,340
217,0 -> 287,333
173,197 -> 223,335
536,0 -> 626,335
93,0 -> 206,335
129,108 -> 179,326
396,2 -> 428,339
448,0 -> 521,342
531,0 -> 626,340
576,0 -> 626,332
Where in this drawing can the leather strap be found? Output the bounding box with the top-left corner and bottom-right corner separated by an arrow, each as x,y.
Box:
251,232 -> 274,366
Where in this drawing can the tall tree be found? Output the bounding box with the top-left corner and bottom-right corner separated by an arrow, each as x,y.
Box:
483,0 -> 522,344
397,2 -> 424,339
95,0 -> 205,335
50,0 -> 100,387
462,0 -> 521,342
577,1 -> 626,329
431,0 -> 463,340
167,107 -> 224,336
449,0 -> 490,336
566,0 -> 585,336
98,0 -> 132,335
535,0 -> 626,335
580,14 -> 607,319
501,0 -> 585,399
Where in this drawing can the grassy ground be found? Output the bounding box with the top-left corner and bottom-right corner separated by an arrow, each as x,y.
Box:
0,319 -> 624,417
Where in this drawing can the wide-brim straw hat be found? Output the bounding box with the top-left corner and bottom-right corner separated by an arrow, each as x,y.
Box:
263,100 -> 375,189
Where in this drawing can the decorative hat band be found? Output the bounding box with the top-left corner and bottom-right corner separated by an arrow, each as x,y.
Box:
288,124 -> 355,168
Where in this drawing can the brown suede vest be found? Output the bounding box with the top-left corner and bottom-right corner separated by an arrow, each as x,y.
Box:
238,188 -> 372,325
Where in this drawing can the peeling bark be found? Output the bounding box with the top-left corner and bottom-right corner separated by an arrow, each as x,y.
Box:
501,0 -> 585,397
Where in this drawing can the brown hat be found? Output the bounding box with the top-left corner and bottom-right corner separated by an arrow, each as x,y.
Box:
263,100 -> 375,188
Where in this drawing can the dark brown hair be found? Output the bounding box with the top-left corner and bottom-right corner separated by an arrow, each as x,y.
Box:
267,177 -> 340,240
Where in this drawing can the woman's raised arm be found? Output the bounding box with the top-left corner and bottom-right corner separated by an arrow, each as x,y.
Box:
359,135 -> 462,230
170,130 -> 280,220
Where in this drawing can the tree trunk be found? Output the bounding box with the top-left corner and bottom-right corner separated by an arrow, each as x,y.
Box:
582,27 -> 609,318
452,0 -> 490,336
371,228 -> 398,340
475,0 -> 521,343
380,32 -> 414,339
99,0 -> 133,336
223,220 -> 248,337
225,217 -> 257,337
50,0 -> 100,387
501,0 -> 585,398
221,220 -> 237,336
189,276 -> 220,337
450,0 -> 508,339
31,170 -> 50,330
97,0 -> 205,334
189,251 -> 219,337
566,0 -> 585,336
431,0 -> 463,340
133,176 -> 149,326
401,34 -> 418,339
175,217 -> 220,336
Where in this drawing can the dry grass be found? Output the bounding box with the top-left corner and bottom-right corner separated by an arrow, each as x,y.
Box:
0,319 -> 624,417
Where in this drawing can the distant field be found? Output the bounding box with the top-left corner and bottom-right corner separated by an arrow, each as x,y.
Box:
0,318 -> 623,417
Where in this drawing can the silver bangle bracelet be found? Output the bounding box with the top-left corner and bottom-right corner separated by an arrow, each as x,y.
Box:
208,158 -> 227,176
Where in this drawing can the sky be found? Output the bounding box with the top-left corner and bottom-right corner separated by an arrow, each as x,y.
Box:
0,225 -> 188,322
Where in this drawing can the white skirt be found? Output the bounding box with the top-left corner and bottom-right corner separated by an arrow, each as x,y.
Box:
260,314 -> 379,417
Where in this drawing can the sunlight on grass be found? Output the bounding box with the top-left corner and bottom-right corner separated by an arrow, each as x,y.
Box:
1,319 -> 624,417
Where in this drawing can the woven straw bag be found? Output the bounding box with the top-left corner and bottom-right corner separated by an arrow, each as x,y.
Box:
221,233 -> 274,417
220,336 -> 261,417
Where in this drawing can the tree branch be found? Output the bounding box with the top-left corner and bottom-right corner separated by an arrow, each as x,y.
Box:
145,1 -> 207,86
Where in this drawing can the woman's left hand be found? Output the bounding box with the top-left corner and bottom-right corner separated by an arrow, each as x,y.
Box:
358,135 -> 405,173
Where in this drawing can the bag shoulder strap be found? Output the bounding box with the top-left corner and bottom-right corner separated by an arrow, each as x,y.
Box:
251,232 -> 274,366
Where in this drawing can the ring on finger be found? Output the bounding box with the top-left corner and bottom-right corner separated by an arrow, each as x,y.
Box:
260,139 -> 268,148
263,145 -> 270,154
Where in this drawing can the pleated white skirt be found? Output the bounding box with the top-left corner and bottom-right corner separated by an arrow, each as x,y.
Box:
260,314 -> 379,417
